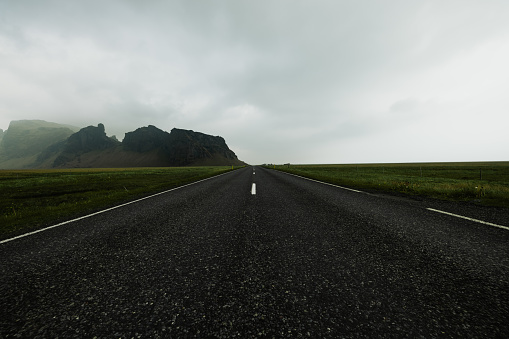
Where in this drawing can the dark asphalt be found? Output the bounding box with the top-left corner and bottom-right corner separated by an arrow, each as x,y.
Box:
1,166 -> 508,338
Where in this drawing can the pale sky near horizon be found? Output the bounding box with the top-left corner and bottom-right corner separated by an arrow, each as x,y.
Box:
1,0 -> 508,164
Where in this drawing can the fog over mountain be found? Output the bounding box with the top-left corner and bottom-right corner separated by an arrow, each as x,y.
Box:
0,120 -> 244,169
1,1 -> 508,163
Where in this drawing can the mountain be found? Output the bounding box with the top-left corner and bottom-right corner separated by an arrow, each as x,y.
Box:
0,120 -> 79,169
166,128 -> 241,166
122,125 -> 241,166
123,125 -> 171,153
52,123 -> 120,167
0,120 -> 245,168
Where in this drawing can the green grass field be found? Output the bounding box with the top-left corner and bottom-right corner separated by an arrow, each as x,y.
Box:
267,162 -> 509,208
1,166 -> 238,238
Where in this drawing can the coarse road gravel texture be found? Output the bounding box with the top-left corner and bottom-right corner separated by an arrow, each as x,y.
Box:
1,166 -> 508,338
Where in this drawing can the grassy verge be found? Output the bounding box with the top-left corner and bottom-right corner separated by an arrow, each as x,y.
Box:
1,166 -> 238,238
265,162 -> 509,208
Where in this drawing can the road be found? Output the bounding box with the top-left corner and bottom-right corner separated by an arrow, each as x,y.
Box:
1,166 -> 508,338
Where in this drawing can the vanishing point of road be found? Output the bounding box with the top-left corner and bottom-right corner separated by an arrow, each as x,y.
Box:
1,166 -> 508,338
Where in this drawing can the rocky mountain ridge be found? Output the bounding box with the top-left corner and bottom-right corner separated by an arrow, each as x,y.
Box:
0,120 -> 245,168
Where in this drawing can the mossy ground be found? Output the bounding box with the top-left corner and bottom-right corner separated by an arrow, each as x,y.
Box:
1,166 -> 238,238
267,162 -> 509,208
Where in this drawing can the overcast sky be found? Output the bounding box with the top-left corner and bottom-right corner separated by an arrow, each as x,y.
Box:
1,1 -> 508,164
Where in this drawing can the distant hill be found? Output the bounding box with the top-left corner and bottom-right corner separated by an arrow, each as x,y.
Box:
0,120 -> 245,169
0,120 -> 79,169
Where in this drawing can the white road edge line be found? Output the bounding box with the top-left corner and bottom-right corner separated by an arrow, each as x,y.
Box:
0,170 -> 235,245
279,171 -> 364,193
426,208 -> 509,231
251,183 -> 256,195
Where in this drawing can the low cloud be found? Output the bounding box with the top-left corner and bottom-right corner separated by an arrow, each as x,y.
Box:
1,0 -> 508,164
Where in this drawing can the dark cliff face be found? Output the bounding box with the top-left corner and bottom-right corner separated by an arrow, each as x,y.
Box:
121,126 -> 240,166
53,124 -> 119,167
167,128 -> 238,165
123,125 -> 171,153
64,123 -> 118,154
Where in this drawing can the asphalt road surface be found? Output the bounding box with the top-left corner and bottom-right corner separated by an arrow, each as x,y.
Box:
1,166 -> 508,338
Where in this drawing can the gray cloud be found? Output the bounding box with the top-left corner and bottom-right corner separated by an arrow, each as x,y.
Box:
1,0 -> 508,164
